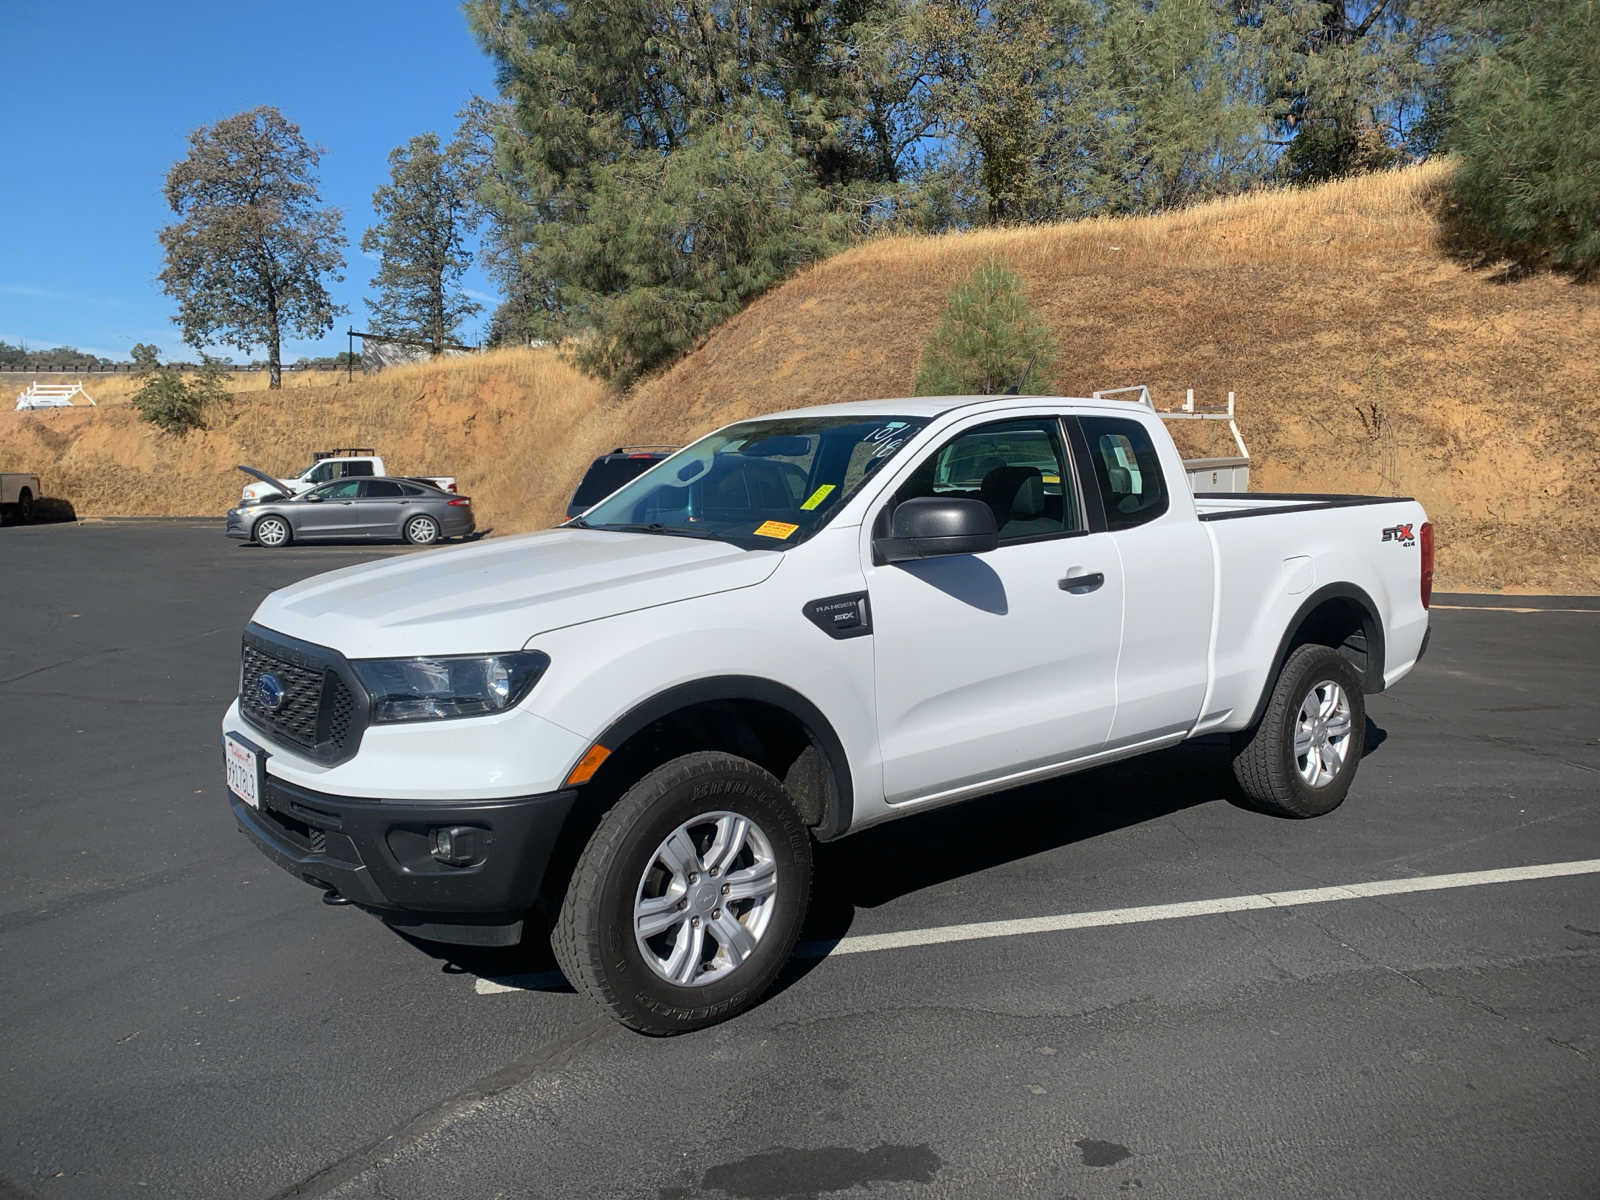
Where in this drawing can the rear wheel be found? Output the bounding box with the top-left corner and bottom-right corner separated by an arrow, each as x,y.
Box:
252,515 -> 292,548
403,514 -> 440,545
1232,643 -> 1365,818
16,489 -> 34,524
552,751 -> 813,1034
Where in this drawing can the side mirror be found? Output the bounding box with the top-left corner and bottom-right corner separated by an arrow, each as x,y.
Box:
874,497 -> 998,564
304,493 -> 324,503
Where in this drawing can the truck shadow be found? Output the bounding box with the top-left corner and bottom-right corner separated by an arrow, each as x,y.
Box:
422,719 -> 1386,999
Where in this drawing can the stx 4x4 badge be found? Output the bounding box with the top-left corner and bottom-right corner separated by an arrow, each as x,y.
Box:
1382,523 -> 1416,547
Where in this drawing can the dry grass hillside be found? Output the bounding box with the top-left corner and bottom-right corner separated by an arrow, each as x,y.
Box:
0,351 -> 608,534
3,161 -> 1596,590
621,161 -> 1599,592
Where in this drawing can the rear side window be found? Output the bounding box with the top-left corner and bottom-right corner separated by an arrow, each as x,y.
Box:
342,460 -> 375,478
1078,417 -> 1168,530
571,457 -> 661,508
364,480 -> 403,498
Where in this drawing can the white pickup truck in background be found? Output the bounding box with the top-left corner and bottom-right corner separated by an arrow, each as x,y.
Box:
238,448 -> 456,504
1,471 -> 41,523
224,393 -> 1432,1033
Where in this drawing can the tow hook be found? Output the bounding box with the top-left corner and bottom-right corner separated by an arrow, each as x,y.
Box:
321,889 -> 352,906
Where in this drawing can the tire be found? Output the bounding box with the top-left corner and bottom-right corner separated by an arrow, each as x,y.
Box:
551,751 -> 813,1034
252,515 -> 292,548
403,514 -> 440,545
1232,643 -> 1365,818
16,489 -> 34,524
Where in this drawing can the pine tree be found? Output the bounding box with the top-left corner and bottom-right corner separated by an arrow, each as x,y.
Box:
463,0 -> 914,383
914,259 -> 1057,395
1445,0 -> 1600,278
361,133 -> 481,353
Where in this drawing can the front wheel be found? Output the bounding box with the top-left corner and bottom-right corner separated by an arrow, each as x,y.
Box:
403,514 -> 440,545
252,515 -> 292,548
1231,643 -> 1365,818
551,751 -> 813,1034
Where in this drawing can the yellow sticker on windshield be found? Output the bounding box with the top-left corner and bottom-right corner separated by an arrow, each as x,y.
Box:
800,484 -> 836,511
1041,474 -> 1060,484
753,520 -> 799,540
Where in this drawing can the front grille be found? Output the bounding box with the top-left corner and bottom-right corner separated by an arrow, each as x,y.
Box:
239,626 -> 366,765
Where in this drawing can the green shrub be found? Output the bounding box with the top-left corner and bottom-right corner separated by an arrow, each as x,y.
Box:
1445,1 -> 1600,278
129,345 -> 223,436
914,259 -> 1057,396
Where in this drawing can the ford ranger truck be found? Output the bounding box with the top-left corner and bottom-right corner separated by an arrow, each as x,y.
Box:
223,395 -> 1433,1033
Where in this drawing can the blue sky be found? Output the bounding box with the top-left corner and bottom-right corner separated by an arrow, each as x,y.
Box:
1,1 -> 501,362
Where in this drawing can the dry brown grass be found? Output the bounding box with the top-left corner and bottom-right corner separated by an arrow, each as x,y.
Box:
4,162 -> 1597,590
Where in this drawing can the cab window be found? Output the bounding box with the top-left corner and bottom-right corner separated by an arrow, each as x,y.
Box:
892,418 -> 1081,543
1078,416 -> 1168,530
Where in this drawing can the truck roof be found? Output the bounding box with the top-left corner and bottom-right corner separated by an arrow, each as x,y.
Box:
758,394 -> 1143,421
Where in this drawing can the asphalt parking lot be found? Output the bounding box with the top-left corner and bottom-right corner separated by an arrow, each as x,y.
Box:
2,519 -> 1597,1200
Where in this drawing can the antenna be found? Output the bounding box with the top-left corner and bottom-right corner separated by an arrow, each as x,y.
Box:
1004,355 -> 1037,396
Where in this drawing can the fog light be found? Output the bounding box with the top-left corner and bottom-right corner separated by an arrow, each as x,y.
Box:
430,826 -> 485,867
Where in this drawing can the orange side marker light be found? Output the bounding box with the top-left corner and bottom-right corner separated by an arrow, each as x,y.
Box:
565,744 -> 611,786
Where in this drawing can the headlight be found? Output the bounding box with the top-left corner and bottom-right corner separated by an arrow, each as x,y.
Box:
352,651 -> 550,723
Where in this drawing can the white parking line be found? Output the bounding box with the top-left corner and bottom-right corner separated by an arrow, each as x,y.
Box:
808,859 -> 1600,957
1432,604 -> 1599,614
473,859 -> 1600,994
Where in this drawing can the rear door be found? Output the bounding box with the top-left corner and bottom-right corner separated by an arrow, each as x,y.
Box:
864,413 -> 1124,805
1071,414 -> 1213,745
355,479 -> 407,539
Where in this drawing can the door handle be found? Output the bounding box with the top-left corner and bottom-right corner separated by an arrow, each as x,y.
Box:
1058,571 -> 1105,594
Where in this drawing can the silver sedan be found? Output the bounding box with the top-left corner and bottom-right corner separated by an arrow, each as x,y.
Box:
225,475 -> 474,548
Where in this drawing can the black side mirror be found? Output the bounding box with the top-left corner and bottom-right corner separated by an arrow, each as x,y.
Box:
874,497 -> 998,564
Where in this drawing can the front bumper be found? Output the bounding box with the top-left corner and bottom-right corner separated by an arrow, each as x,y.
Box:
229,766 -> 578,946
224,509 -> 250,539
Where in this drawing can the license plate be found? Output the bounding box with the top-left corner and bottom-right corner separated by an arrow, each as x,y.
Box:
225,735 -> 261,809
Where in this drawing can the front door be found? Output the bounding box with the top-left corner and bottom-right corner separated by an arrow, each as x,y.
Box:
865,415 -> 1124,805
297,480 -> 362,538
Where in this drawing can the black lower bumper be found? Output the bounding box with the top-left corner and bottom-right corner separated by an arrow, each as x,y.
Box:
230,772 -> 578,947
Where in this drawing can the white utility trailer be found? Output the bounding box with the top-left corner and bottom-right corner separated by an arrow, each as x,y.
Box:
15,381 -> 96,410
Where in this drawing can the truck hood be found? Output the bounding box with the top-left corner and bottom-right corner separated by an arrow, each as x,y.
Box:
237,464 -> 292,500
250,528 -> 784,657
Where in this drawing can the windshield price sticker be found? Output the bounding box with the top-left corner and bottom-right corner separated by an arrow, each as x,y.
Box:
800,484 -> 836,511
753,520 -> 799,540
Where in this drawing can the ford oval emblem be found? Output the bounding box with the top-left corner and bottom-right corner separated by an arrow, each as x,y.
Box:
257,673 -> 285,712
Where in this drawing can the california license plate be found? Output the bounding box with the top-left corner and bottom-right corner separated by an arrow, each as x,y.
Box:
225,734 -> 261,809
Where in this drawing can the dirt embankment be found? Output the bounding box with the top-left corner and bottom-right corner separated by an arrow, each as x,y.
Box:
3,162 -> 1596,591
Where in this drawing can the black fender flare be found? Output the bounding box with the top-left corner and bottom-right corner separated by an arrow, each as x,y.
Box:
588,675 -> 856,840
1241,582 -> 1386,731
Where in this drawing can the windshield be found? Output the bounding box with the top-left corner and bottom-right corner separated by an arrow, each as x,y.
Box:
576,414 -> 928,548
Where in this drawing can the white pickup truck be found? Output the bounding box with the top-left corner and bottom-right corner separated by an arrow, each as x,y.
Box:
238,448 -> 455,504
2,471 -> 41,523
223,394 -> 1432,1033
